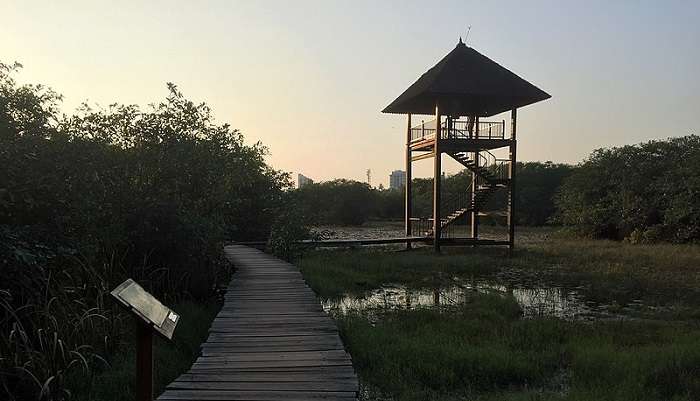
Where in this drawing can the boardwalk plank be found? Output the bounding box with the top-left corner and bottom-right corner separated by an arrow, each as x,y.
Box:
157,245 -> 358,401
159,390 -> 356,400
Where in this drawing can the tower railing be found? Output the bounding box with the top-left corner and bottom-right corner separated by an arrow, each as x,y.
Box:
447,120 -> 505,140
410,121 -> 436,142
409,217 -> 460,238
410,119 -> 506,142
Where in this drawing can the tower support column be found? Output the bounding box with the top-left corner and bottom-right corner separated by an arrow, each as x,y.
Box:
508,109 -> 518,250
471,149 -> 479,239
471,115 -> 480,239
433,106 -> 442,252
405,113 -> 412,249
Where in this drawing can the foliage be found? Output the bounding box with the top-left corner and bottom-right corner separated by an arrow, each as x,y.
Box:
71,300 -> 218,401
0,62 -> 288,399
266,193 -> 315,261
374,188 -> 404,220
555,135 -> 700,242
295,179 -> 376,225
505,161 -> 573,225
293,162 -> 572,227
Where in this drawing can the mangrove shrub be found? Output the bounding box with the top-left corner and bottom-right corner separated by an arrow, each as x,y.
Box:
555,135 -> 700,242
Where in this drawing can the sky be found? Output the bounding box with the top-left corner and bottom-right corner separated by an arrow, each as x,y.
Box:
2,0 -> 699,187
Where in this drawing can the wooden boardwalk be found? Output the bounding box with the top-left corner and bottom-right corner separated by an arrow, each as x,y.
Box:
158,245 -> 359,401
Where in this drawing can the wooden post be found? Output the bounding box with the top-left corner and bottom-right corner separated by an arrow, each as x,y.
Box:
405,113 -> 412,249
433,289 -> 440,306
508,109 -> 517,251
471,115 -> 480,239
471,148 -> 479,239
446,116 -> 452,139
433,106 -> 442,252
136,319 -> 153,401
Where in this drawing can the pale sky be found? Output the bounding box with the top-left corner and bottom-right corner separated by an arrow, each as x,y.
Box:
2,1 -> 699,187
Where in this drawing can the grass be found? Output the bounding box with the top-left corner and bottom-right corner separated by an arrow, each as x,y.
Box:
72,300 -> 219,401
339,294 -> 700,401
298,248 -> 498,298
299,227 -> 700,308
297,227 -> 700,400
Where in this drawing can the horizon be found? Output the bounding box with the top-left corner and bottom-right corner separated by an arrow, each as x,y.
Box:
3,0 -> 699,187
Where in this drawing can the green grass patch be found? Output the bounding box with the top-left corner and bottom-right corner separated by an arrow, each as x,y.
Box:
299,230 -> 700,400
298,248 -> 501,299
340,295 -> 700,401
72,300 -> 219,401
299,229 -> 700,307
520,234 -> 700,304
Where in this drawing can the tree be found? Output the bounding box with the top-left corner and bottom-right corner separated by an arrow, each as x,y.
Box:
295,179 -> 375,225
1,62 -> 291,399
555,135 -> 700,242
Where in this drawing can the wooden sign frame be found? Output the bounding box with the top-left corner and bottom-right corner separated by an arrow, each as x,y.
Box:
111,279 -> 180,401
111,278 -> 179,340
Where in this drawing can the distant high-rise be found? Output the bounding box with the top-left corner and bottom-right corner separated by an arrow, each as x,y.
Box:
389,170 -> 406,190
298,173 -> 314,188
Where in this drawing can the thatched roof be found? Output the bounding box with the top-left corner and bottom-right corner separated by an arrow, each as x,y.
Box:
382,40 -> 551,117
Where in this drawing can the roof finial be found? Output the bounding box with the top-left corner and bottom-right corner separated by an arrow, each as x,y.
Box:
459,36 -> 463,44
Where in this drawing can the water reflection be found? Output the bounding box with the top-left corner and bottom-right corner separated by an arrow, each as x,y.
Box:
323,280 -> 639,321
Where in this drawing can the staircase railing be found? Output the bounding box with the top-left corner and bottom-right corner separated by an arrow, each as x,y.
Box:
408,182 -> 475,238
476,150 -> 510,183
441,181 -> 473,217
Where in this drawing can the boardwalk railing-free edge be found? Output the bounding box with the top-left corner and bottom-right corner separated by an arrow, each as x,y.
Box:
158,245 -> 359,401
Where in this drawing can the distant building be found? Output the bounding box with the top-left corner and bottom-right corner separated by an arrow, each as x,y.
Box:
389,170 -> 406,190
297,173 -> 314,188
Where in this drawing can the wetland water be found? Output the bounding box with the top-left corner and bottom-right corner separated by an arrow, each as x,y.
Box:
317,224 -> 661,321
313,222 -> 551,245
322,279 -> 653,321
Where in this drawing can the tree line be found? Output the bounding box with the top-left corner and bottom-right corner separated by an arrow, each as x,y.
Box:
555,135 -> 700,243
293,161 -> 574,227
294,134 -> 700,245
0,62 -> 289,399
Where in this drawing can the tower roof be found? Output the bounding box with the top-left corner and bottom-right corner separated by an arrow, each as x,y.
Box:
382,40 -> 551,117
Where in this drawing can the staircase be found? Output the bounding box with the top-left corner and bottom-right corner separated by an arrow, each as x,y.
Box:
448,151 -> 508,184
425,184 -> 498,237
425,151 -> 509,238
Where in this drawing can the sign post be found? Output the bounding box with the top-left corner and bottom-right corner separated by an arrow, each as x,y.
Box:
111,279 -> 180,401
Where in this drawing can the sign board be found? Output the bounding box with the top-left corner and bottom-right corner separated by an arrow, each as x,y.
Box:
111,279 -> 179,340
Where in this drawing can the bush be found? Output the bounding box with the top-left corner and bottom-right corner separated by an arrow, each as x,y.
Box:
555,135 -> 700,242
267,205 -> 312,261
0,62 -> 289,399
295,179 -> 375,225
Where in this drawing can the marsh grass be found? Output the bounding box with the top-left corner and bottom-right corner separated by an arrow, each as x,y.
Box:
509,239 -> 700,314
299,228 -> 700,400
71,300 -> 219,401
298,249 -> 498,298
299,228 -> 700,307
339,295 -> 700,401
